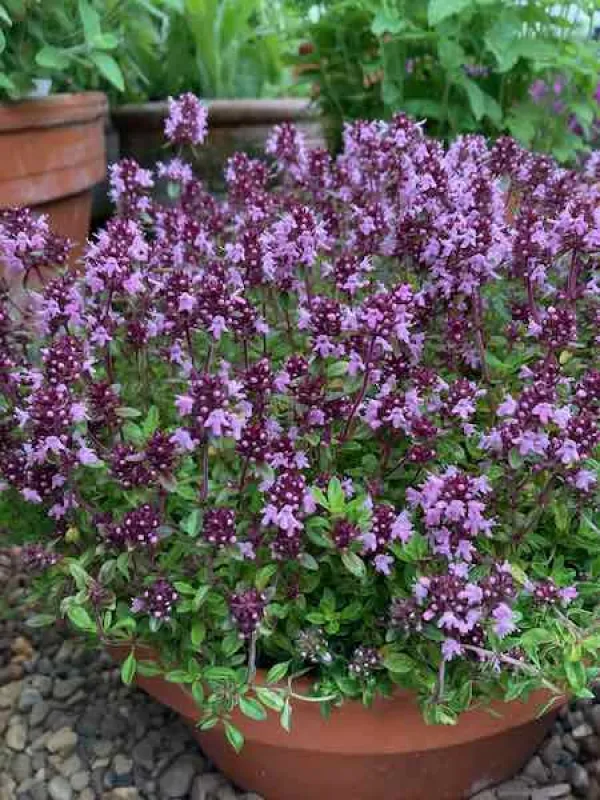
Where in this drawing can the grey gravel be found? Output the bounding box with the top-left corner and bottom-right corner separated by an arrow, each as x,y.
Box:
48,775 -> 72,800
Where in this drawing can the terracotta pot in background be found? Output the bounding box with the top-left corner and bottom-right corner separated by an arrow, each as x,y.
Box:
0,92 -> 108,264
112,98 -> 325,195
110,644 -> 562,800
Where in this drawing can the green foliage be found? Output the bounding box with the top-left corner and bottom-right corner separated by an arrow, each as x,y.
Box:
293,0 -> 600,160
0,0 -> 170,100
124,0 -> 298,102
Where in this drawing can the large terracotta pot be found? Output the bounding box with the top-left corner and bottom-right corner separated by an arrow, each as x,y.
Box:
110,644 -> 561,800
0,92 -> 108,262
112,98 -> 325,194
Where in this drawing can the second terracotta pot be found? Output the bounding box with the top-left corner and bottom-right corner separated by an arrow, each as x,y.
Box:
112,98 -> 325,194
110,644 -> 561,800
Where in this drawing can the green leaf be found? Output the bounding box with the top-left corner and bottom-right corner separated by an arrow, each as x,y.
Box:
255,687 -> 285,712
121,650 -> 137,685
142,406 -> 160,437
92,33 -> 119,51
0,29 -> 5,54
191,621 -> 206,647
437,39 -> 466,73
90,52 -> 124,91
299,553 -> 319,571
165,670 -> 192,683
224,721 -> 244,752
181,510 -> 201,537
382,652 -> 414,674
428,0 -> 472,26
239,695 -> 267,721
203,667 -> 238,683
78,0 -> 101,44
192,681 -> 204,706
266,661 -> 290,684
0,4 -> 11,25
371,9 -> 406,36
69,562 -> 89,590
26,613 -> 55,628
116,406 -> 141,419
280,699 -> 292,732
137,660 -> 162,677
193,585 -> 210,611
221,632 -> 243,658
174,581 -> 196,596
255,564 -> 278,591
327,478 -> 345,514
35,46 -> 70,70
565,659 -> 587,692
341,551 -> 366,580
506,113 -> 536,147
520,628 -> 554,649
67,605 -> 95,632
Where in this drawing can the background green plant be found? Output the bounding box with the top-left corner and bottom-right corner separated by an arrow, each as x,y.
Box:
0,0 -> 173,100
125,0 -> 300,102
294,0 -> 600,160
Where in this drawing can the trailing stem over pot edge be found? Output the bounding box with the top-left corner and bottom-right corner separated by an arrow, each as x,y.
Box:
1,92 -> 600,749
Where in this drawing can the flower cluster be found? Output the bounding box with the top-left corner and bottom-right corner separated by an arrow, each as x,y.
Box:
2,96 -> 599,730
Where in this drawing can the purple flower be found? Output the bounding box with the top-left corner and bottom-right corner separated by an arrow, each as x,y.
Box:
131,578 -> 178,620
492,603 -> 516,638
165,93 -> 208,146
529,80 -> 547,103
442,638 -> 463,661
229,588 -> 266,637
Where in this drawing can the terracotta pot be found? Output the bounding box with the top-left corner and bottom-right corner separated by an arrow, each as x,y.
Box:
110,644 -> 562,800
0,92 -> 108,263
112,98 -> 325,194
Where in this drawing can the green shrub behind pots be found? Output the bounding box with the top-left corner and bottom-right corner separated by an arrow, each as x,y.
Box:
294,0 -> 600,161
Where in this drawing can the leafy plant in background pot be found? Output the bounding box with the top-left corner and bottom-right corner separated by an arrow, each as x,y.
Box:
0,0 -> 158,98
1,95 -> 600,799
295,0 -> 600,161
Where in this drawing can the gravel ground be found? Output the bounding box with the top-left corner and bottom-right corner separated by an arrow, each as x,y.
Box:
1,548 -> 599,800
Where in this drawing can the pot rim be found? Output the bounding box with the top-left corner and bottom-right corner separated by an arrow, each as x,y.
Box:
0,92 -> 108,132
112,98 -> 319,130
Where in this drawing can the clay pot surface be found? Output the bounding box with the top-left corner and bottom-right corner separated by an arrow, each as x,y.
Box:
112,98 -> 325,194
110,644 -> 562,800
0,92 -> 108,261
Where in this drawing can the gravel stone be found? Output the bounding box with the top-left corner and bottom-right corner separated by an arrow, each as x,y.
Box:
0,680 -> 23,708
52,678 -> 85,701
29,700 -> 50,728
158,754 -> 199,797
46,727 -> 78,756
531,785 -> 572,799
113,754 -> 134,776
48,776 -> 72,800
11,752 -> 32,783
70,771 -> 90,791
572,724 -> 594,740
18,686 -> 42,712
6,718 -> 27,750
524,756 -> 550,785
132,738 -> 154,770
568,763 -> 590,796
29,781 -> 48,800
190,773 -> 227,800
56,754 -> 82,778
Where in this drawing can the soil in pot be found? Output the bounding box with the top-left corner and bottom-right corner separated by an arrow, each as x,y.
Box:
110,644 -> 562,800
112,98 -> 325,195
0,92 -> 108,267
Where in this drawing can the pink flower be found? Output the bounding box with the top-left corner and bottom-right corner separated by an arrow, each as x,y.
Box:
165,93 -> 208,146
